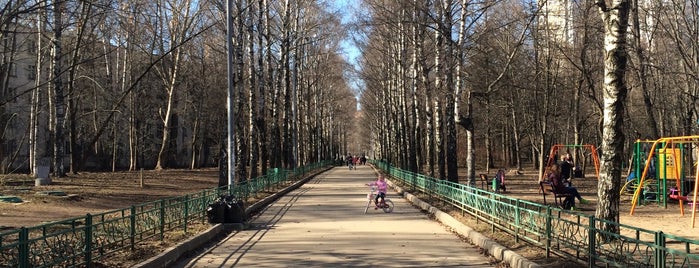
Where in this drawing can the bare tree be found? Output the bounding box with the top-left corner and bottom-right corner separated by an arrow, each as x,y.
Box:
595,0 -> 630,237
50,0 -> 66,178
154,0 -> 202,170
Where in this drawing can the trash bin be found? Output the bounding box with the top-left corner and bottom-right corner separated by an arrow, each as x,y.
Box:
206,201 -> 226,223
208,195 -> 246,224
224,199 -> 246,223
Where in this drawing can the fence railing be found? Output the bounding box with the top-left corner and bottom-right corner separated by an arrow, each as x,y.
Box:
372,160 -> 699,268
0,161 -> 331,268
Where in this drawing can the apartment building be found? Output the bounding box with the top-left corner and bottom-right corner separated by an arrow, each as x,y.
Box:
1,21 -> 52,173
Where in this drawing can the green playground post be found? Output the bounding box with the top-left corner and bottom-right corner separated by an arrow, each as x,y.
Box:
634,140 -> 641,206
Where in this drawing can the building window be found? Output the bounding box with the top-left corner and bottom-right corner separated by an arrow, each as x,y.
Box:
2,36 -> 11,51
27,65 -> 35,80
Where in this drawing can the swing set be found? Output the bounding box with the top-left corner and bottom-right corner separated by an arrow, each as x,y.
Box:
544,144 -> 601,180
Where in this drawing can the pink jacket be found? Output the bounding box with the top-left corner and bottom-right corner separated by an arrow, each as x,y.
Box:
368,180 -> 388,193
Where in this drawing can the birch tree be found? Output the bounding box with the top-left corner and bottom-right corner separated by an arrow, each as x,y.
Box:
30,2 -> 48,176
628,0 -> 659,138
65,0 -> 100,173
154,0 -> 201,170
50,0 -> 66,177
595,0 -> 630,237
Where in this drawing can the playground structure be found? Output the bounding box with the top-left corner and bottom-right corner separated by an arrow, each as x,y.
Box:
544,144 -> 601,180
628,136 -> 699,228
623,139 -> 689,206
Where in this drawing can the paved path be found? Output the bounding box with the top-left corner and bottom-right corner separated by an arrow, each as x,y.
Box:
172,165 -> 495,267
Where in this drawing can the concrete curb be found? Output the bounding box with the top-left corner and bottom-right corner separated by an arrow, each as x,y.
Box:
133,167 -> 331,268
131,224 -> 227,268
389,181 -> 541,268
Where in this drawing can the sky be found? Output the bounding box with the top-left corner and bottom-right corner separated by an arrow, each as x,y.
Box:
330,0 -> 364,109
331,0 -> 362,68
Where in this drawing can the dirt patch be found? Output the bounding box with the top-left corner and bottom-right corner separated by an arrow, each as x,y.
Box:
0,169 -> 226,267
0,169 -> 222,229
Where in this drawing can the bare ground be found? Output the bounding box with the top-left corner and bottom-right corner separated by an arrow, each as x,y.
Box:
453,168 -> 699,267
1,168 -> 222,229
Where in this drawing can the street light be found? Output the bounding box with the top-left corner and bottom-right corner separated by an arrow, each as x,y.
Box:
226,0 -> 235,190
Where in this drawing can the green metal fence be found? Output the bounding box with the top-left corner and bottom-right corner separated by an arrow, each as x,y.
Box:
0,161 -> 330,268
372,160 -> 699,268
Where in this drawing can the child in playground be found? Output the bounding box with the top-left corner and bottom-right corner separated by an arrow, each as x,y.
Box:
493,169 -> 506,193
367,175 -> 388,209
547,164 -> 590,210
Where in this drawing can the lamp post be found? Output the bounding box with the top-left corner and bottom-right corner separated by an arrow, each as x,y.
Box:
226,0 -> 235,190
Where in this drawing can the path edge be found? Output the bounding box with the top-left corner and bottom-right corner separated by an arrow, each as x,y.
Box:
133,167 -> 332,268
388,180 -> 542,268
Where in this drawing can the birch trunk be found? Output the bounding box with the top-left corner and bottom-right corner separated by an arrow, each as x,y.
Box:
456,0 -> 476,185
596,0 -> 630,237
52,0 -> 66,178
279,0 -> 292,168
155,0 -> 197,170
30,5 -> 46,176
442,0 -> 459,183
261,0 -> 271,175
235,0 -> 248,180
435,100 -> 445,180
410,1 -> 420,173
154,56 -> 179,170
434,0 -> 445,180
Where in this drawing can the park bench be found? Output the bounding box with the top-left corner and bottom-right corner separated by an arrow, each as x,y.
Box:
539,181 -> 572,208
479,174 -> 488,190
480,173 -> 506,193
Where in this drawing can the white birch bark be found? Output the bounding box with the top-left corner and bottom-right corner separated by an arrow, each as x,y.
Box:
51,0 -> 66,178
595,0 -> 630,236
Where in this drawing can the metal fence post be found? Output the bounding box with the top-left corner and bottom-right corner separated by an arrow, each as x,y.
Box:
183,195 -> 189,233
546,206 -> 552,258
85,214 -> 93,268
491,192 -> 496,233
411,173 -> 415,193
656,231 -> 666,268
515,199 -> 520,243
588,216 -> 595,268
130,206 -> 136,250
160,199 -> 166,240
19,227 -> 28,268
